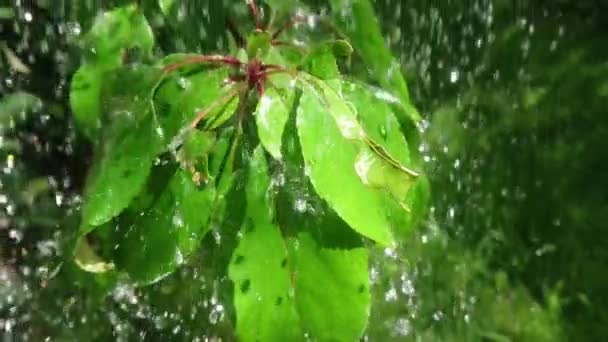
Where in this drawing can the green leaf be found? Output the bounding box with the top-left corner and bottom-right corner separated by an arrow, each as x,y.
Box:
71,5 -> 155,140
80,67 -> 165,230
83,5 -> 154,65
158,0 -> 176,15
329,0 -> 420,121
0,7 -> 15,19
154,56 -> 239,133
293,233 -> 370,341
303,40 -> 353,80
264,0 -> 300,15
247,31 -> 272,59
296,77 -> 395,245
342,81 -> 411,165
342,81 -> 419,207
254,86 -> 292,160
81,116 -> 163,230
307,47 -> 340,80
229,146 -> 303,341
229,147 -> 370,341
70,65 -> 107,139
113,168 -> 215,285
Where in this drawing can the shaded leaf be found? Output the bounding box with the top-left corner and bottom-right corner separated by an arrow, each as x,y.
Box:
69,65 -> 107,139
113,169 -> 215,284
154,57 -> 239,134
71,5 -> 154,140
83,5 -> 154,65
79,66 -> 165,230
0,91 -> 42,130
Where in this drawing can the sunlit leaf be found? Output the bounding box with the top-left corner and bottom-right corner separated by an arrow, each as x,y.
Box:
303,40 -> 353,80
254,86 -> 292,160
296,77 -> 394,245
329,0 -> 420,123
229,146 -> 303,341
294,233 -> 370,341
343,81 -> 419,207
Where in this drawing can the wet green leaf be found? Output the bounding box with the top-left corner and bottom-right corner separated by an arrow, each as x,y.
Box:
329,0 -> 420,122
254,86 -> 292,160
113,169 -> 215,285
342,81 -> 411,165
83,5 -> 154,65
154,56 -> 239,133
177,130 -> 216,181
230,146 -> 370,341
306,46 -> 340,80
229,146 -> 303,341
71,5 -> 154,139
342,81 -> 419,209
69,65 -> 107,139
78,67 -> 165,230
81,115 -> 163,231
303,40 -> 353,80
294,233 -> 370,341
296,76 -> 395,245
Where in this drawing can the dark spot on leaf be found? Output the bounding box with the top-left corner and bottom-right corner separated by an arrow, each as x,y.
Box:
275,297 -> 283,306
358,284 -> 366,293
234,255 -> 244,265
123,169 -> 132,178
72,80 -> 91,91
246,218 -> 255,232
240,279 -> 250,294
281,258 -> 287,268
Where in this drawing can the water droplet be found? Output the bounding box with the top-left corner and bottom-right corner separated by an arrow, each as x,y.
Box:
384,285 -> 398,302
176,77 -> 190,90
172,213 -> 184,228
379,125 -> 387,139
175,249 -> 184,265
294,198 -> 307,213
449,69 -> 460,83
